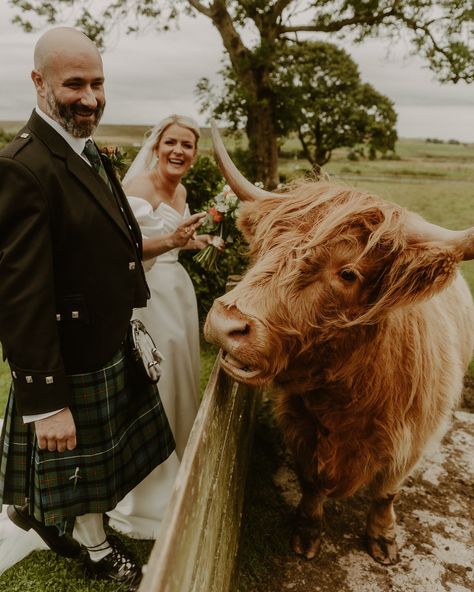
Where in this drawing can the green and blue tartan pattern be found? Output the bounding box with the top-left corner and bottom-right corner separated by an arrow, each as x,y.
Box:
0,346 -> 175,532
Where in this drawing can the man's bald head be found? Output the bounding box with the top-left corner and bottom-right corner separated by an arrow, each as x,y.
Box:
31,27 -> 105,138
34,27 -> 101,77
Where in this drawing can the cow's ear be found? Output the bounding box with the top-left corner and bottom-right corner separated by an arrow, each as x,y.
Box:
371,245 -> 461,311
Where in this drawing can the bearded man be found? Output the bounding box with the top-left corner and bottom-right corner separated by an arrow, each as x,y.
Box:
0,27 -> 179,590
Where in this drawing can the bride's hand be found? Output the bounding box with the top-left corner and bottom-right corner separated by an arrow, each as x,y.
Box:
192,234 -> 225,251
172,212 -> 206,247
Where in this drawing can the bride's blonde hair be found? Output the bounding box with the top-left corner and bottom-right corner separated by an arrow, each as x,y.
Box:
148,114 -> 201,150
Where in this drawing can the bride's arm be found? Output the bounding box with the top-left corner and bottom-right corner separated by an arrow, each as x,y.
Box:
125,175 -> 206,260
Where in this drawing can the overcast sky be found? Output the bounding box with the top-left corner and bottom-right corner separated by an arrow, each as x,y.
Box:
1,0 -> 473,141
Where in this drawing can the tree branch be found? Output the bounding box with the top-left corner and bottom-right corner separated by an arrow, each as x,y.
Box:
271,0 -> 295,20
396,14 -> 469,82
281,7 -> 399,34
297,129 -> 315,168
192,0 -> 256,89
187,0 -> 213,19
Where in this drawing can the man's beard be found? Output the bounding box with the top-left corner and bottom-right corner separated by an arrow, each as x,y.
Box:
46,88 -> 105,138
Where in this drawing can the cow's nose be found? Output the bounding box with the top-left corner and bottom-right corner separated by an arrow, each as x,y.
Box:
220,312 -> 250,338
204,300 -> 251,347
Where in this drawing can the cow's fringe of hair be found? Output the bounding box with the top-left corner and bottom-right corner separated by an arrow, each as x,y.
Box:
247,181 -> 406,263
238,181 -> 408,344
246,181 -> 460,332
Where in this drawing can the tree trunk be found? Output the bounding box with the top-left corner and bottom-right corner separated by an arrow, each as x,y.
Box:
246,106 -> 280,190
195,1 -> 281,188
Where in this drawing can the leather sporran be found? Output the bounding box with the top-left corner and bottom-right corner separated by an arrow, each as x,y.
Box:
129,319 -> 164,384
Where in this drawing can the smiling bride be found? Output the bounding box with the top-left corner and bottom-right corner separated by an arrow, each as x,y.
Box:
107,114 -> 223,540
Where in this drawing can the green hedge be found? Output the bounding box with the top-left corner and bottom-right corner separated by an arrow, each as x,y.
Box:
181,155 -> 249,320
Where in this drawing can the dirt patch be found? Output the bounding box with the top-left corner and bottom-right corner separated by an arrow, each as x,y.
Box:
462,375 -> 474,411
237,388 -> 474,592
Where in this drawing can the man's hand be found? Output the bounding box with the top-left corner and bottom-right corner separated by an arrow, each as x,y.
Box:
35,408 -> 77,452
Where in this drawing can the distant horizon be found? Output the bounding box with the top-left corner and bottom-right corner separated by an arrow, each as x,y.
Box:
1,119 -> 472,145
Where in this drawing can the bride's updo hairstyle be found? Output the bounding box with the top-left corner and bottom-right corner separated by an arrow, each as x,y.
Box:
122,114 -> 201,184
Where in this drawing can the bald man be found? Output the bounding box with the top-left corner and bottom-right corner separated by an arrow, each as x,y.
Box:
0,27 -> 175,589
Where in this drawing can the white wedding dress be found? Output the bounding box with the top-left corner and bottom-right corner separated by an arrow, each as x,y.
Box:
107,197 -> 200,539
0,418 -> 49,576
0,506 -> 48,576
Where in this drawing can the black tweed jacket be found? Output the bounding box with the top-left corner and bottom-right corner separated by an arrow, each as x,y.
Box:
0,111 -> 149,415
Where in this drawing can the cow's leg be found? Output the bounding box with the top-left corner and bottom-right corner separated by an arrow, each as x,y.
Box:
292,466 -> 326,560
366,477 -> 400,565
276,394 -> 326,560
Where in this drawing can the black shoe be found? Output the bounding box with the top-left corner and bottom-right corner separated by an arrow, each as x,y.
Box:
7,503 -> 81,558
85,535 -> 142,591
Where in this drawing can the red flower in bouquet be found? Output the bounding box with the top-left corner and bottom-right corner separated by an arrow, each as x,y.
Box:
208,207 -> 223,223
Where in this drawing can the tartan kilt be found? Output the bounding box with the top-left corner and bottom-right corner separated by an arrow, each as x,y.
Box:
0,344 -> 175,534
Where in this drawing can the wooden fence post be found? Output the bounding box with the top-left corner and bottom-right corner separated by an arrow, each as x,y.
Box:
139,276 -> 260,592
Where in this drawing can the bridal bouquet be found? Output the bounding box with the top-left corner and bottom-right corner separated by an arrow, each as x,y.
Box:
193,185 -> 241,271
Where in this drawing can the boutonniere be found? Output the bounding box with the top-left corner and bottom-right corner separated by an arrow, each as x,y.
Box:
99,145 -> 129,179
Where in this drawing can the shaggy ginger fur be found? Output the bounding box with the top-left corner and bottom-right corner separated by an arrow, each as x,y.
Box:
205,181 -> 474,564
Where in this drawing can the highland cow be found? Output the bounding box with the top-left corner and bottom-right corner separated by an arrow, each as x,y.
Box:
204,123 -> 474,564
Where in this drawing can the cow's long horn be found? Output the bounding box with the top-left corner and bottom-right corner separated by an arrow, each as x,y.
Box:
406,216 -> 474,261
211,120 -> 281,201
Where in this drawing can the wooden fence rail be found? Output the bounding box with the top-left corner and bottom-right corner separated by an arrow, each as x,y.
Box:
139,352 -> 260,592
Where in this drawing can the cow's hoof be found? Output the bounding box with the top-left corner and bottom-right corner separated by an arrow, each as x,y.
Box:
366,534 -> 399,565
292,532 -> 321,560
291,520 -> 322,560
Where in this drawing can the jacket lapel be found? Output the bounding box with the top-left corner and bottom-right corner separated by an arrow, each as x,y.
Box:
26,112 -> 134,246
66,152 -> 133,241
101,155 -> 144,255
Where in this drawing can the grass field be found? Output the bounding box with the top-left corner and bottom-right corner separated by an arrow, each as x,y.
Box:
0,126 -> 473,590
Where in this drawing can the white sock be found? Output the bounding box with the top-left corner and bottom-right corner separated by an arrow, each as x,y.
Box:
73,513 -> 112,562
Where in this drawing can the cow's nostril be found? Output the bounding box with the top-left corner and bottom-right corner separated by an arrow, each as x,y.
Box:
205,300 -> 253,347
229,323 -> 250,337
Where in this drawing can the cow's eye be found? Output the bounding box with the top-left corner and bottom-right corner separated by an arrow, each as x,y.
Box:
339,268 -> 358,283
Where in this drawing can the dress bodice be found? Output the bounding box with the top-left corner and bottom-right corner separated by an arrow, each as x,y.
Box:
128,195 -> 190,264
